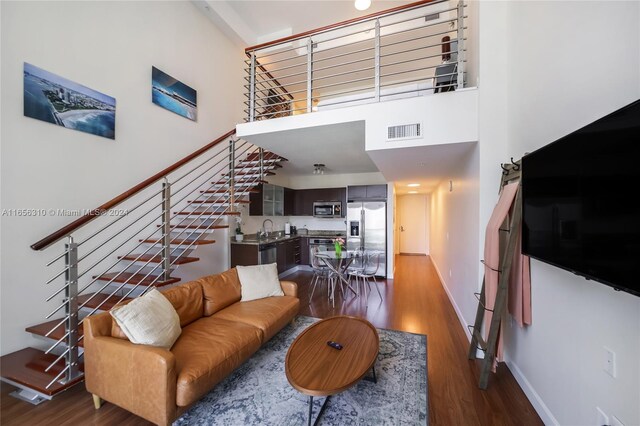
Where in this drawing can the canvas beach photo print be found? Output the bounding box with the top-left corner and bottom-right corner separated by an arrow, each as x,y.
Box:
151,66 -> 197,121
23,62 -> 116,139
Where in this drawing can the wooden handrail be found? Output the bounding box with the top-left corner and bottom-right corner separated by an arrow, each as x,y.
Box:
31,128 -> 237,251
245,0 -> 439,53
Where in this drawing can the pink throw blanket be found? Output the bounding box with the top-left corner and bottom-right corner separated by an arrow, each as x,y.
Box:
483,182 -> 532,371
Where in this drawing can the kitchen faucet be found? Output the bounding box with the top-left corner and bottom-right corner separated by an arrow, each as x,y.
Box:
260,219 -> 274,238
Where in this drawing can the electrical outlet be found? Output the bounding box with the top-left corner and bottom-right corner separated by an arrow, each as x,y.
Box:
611,415 -> 624,426
604,347 -> 617,378
596,407 -> 609,426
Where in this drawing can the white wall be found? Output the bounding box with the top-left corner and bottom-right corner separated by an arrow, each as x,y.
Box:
237,89 -> 479,152
429,143 -> 480,339
0,1 -> 244,355
287,172 -> 386,189
385,183 -> 394,279
477,0 -> 510,300
501,2 -> 640,425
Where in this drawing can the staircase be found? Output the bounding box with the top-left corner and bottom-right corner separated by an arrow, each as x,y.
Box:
0,129 -> 287,404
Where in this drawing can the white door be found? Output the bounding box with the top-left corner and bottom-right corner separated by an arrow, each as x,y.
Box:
398,195 -> 428,254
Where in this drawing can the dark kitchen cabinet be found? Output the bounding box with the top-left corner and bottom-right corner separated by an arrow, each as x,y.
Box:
253,186 -> 347,217
347,185 -> 387,201
300,237 -> 310,265
276,241 -> 287,273
249,184 -> 263,216
231,244 -> 259,268
284,238 -> 300,271
250,184 -> 291,216
366,184 -> 387,200
294,189 -> 314,216
347,185 -> 367,200
273,238 -> 302,273
293,187 -> 346,217
284,187 -> 295,216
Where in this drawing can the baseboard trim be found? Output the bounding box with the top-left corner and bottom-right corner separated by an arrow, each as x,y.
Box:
278,265 -> 311,279
399,253 -> 427,256
504,357 -> 559,426
431,260 -> 556,425
431,259 -> 472,342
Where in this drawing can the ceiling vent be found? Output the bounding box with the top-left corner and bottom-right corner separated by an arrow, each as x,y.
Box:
425,13 -> 440,22
387,123 -> 423,141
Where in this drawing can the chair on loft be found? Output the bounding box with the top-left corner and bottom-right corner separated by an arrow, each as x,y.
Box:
308,247 -> 330,304
434,36 -> 458,93
348,251 -> 384,304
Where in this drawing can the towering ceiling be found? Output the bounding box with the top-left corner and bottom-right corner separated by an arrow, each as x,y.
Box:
193,0 -> 413,46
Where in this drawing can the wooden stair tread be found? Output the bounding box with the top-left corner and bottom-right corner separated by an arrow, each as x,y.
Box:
94,272 -> 179,287
0,348 -> 84,396
141,237 -> 215,246
235,163 -> 281,169
238,156 -> 282,163
158,223 -> 229,230
174,210 -> 241,216
244,152 -> 287,161
26,320 -> 85,348
213,179 -> 268,185
229,171 -> 276,176
201,189 -> 259,194
188,199 -> 250,204
119,253 -> 199,265
77,293 -> 132,311
238,159 -> 282,166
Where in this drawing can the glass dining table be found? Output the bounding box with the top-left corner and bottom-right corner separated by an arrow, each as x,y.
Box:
314,251 -> 360,296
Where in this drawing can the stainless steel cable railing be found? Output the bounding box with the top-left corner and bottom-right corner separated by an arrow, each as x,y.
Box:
244,0 -> 467,122
30,129 -> 286,389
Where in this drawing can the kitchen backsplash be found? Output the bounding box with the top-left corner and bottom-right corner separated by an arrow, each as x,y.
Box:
236,204 -> 346,235
289,217 -> 347,232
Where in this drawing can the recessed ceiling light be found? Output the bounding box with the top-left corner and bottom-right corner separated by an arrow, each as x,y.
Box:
408,190 -> 418,194
407,183 -> 420,187
355,0 -> 371,11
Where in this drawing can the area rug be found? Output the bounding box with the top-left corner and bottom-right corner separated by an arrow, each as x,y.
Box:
174,316 -> 427,425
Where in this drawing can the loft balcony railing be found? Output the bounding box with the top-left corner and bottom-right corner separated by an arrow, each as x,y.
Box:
244,0 -> 467,122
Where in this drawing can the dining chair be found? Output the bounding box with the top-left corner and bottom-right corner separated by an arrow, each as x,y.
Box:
308,248 -> 330,305
348,251 -> 383,303
346,247 -> 366,276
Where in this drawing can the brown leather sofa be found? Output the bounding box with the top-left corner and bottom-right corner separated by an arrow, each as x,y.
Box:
83,268 -> 299,426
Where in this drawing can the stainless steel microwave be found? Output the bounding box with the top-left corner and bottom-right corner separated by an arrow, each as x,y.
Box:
313,201 -> 342,218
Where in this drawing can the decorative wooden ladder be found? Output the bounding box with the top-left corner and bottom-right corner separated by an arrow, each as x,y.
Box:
468,159 -> 522,389
0,129 -> 287,404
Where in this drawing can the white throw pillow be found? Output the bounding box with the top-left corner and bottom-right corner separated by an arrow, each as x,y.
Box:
110,288 -> 181,349
237,263 -> 284,302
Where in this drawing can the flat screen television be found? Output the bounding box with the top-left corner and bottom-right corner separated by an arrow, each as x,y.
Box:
522,99 -> 640,297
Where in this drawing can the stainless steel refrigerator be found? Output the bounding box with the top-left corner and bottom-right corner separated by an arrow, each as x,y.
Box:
347,201 -> 387,277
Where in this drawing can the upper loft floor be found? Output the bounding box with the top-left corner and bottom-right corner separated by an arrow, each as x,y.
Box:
240,0 -> 473,124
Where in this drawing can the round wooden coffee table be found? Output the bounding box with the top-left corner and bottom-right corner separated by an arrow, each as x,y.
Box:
285,316 -> 379,426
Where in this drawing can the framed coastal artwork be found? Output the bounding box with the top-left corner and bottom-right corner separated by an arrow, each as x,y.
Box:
23,62 -> 116,139
151,66 -> 197,121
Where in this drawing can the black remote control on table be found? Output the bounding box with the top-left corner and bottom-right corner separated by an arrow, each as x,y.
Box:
327,341 -> 343,350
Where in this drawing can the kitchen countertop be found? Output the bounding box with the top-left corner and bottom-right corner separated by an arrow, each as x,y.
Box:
231,230 -> 346,246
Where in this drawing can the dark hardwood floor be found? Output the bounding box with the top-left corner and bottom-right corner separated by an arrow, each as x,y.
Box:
1,255 -> 542,425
